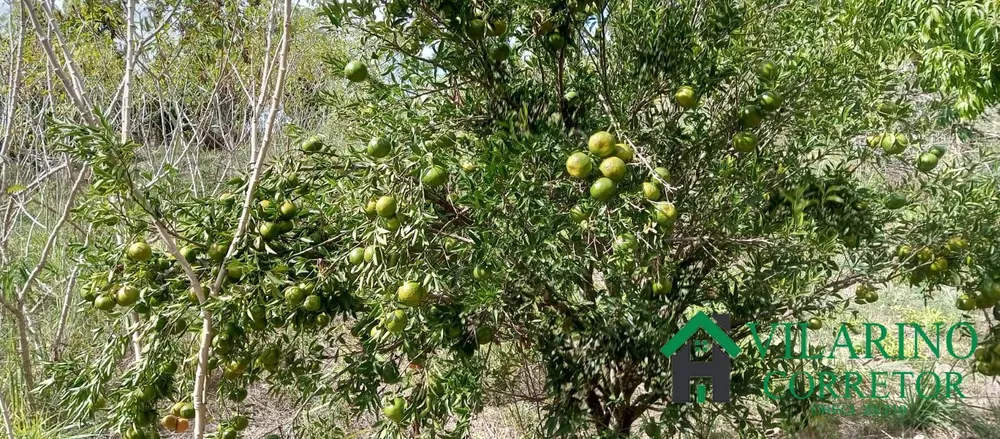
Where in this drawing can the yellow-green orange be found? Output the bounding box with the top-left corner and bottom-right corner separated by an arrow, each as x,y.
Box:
384,309 -> 407,333
279,201 -> 298,219
376,196 -> 397,218
397,281 -> 425,306
383,398 -> 405,423
565,152 -> 593,178
733,131 -> 756,153
368,137 -> 391,158
348,248 -> 364,265
674,86 -> 697,108
127,242 -> 152,262
421,166 -> 449,187
466,19 -> 486,40
588,131 -> 617,157
590,177 -> 617,202
759,91 -> 782,111
614,144 -> 634,162
599,157 -> 627,182
642,182 -> 661,200
917,152 -> 938,173
652,202 -> 678,224
116,286 -> 140,306
757,60 -> 779,79
344,60 -> 368,82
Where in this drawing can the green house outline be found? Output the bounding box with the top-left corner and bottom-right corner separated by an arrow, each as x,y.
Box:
660,312 -> 742,358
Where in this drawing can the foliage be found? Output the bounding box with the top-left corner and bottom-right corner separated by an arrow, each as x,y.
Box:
12,0 -> 1000,438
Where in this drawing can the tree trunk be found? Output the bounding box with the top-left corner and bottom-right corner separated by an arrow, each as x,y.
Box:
0,387 -> 15,439
14,306 -> 34,407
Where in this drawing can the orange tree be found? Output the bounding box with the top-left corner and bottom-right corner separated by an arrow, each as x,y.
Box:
40,0 -> 1000,438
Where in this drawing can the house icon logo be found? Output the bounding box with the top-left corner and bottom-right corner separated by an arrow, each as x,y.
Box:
660,312 -> 741,403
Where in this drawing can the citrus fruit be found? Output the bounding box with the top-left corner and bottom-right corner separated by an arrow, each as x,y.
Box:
122,427 -> 144,439
866,290 -> 879,303
476,327 -> 495,344
170,402 -> 186,417
599,157 -> 627,182
652,202 -> 678,224
929,257 -> 949,273
276,220 -> 293,234
956,295 -> 976,311
652,279 -> 672,295
807,317 -> 823,330
885,194 -> 907,210
223,361 -> 246,379
466,19 -> 486,39
384,397 -> 405,423
116,286 -> 140,307
179,244 -> 198,262
981,279 -> 1000,300
368,137 -> 391,158
565,152 -> 593,178
259,222 -> 279,240
896,245 -> 911,258
546,33 -> 566,50
384,216 -> 401,231
674,86 -> 697,108
759,91 -> 782,111
732,131 -> 757,153
489,20 -> 507,36
231,415 -> 249,431
397,281 -> 425,306
179,402 -> 195,419
473,266 -> 490,280
588,131 -> 617,157
489,43 -> 511,61
127,242 -> 152,262
284,286 -> 305,306
569,205 -> 589,222
929,145 -> 947,157
344,60 -> 368,82
279,201 -> 298,219
384,309 -> 407,333
421,166 -> 449,187
302,295 -> 322,312
94,295 -> 115,310
161,415 -> 178,432
654,167 -> 670,181
917,247 -> 934,262
757,60 -> 779,79
614,143 -> 634,162
947,236 -> 968,252
208,242 -> 227,262
590,177 -> 617,201
614,234 -> 637,252
376,196 -> 397,218
364,245 -> 376,262
642,182 -> 661,200
364,200 -> 378,219
916,152 -> 938,172
347,247 -> 365,265
739,105 -> 763,128
882,133 -> 907,154
301,136 -> 324,153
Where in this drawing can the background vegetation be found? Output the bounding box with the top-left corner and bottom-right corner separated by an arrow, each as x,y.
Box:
3,0 -> 1000,438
